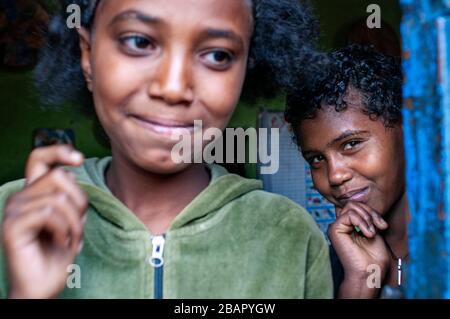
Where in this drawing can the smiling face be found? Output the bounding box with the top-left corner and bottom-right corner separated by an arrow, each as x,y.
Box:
78,0 -> 253,173
298,88 -> 405,215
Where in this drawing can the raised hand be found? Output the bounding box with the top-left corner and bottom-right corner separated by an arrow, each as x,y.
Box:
2,145 -> 88,299
328,201 -> 390,298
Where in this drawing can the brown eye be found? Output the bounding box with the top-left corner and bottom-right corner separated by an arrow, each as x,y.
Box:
201,50 -> 234,69
312,155 -> 324,164
306,155 -> 324,169
119,35 -> 156,55
211,51 -> 229,62
343,140 -> 362,151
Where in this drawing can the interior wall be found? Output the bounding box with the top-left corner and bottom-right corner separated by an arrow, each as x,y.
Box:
0,0 -> 402,184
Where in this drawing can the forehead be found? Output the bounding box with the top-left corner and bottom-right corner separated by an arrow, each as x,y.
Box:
298,105 -> 387,150
95,0 -> 253,34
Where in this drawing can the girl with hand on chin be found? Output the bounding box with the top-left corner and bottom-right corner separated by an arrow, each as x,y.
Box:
286,45 -> 408,298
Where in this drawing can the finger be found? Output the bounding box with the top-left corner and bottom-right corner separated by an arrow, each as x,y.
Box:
47,193 -> 85,253
45,216 -> 69,249
25,145 -> 84,186
44,169 -> 87,213
327,219 -> 354,239
339,211 -> 375,238
335,205 -> 343,217
354,202 -> 389,230
348,212 -> 375,238
2,205 -> 52,249
12,193 -> 85,249
19,169 -> 88,214
6,195 -> 76,251
330,210 -> 371,237
339,202 -> 376,233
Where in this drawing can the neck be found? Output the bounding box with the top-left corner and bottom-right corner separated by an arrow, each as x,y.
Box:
383,192 -> 410,258
105,149 -> 210,235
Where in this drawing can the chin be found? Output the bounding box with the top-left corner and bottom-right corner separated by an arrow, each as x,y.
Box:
134,150 -> 193,175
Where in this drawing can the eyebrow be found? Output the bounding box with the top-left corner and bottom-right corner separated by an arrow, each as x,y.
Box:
109,10 -> 161,27
327,130 -> 370,147
200,28 -> 244,47
301,130 -> 370,157
107,11 -> 244,48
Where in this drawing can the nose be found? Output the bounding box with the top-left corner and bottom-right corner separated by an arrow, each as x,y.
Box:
148,50 -> 194,105
327,156 -> 352,187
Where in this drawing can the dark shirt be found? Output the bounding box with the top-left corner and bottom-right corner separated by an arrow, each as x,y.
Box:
329,244 -> 406,299
329,245 -> 344,298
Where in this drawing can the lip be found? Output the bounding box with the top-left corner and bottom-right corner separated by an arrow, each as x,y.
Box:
336,186 -> 370,204
130,115 -> 198,137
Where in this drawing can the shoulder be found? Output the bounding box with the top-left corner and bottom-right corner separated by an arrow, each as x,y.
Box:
0,179 -> 26,219
227,187 -> 326,246
0,179 -> 26,195
244,189 -> 319,228
206,165 -> 325,244
0,179 -> 26,299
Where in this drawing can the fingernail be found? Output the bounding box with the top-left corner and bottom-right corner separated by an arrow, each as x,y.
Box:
82,214 -> 87,224
71,151 -> 83,162
370,225 -> 376,233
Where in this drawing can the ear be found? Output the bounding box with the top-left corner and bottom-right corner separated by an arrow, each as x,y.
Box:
77,27 -> 93,92
393,120 -> 404,135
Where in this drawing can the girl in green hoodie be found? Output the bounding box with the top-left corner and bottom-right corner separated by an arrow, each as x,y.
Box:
0,0 -> 332,299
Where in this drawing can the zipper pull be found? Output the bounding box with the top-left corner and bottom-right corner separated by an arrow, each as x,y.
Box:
149,235 -> 165,268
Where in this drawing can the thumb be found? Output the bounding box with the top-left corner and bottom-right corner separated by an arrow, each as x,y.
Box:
26,145 -> 84,186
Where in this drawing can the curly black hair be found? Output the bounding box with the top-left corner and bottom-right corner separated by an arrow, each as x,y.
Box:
33,0 -> 325,115
285,44 -> 402,147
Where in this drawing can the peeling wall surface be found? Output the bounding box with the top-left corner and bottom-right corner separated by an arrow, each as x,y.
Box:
401,0 -> 450,298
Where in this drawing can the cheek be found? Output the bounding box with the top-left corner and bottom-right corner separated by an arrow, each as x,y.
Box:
358,150 -> 386,177
311,169 -> 334,200
196,63 -> 247,128
355,142 -> 403,195
373,146 -> 404,192
91,52 -> 144,111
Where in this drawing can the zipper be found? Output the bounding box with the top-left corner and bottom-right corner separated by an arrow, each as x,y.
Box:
149,235 -> 165,299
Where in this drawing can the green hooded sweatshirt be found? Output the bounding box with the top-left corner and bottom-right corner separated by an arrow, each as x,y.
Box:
0,157 -> 333,299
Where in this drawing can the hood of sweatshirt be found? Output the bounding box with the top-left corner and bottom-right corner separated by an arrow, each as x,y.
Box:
67,157 -> 262,233
0,157 -> 333,299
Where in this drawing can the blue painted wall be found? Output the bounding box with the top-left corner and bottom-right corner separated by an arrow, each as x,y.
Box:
401,0 -> 450,298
